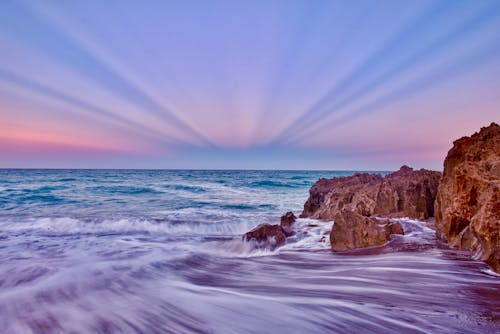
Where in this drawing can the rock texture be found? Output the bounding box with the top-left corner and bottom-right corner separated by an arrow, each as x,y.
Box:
330,211 -> 404,251
435,122 -> 500,272
301,166 -> 441,220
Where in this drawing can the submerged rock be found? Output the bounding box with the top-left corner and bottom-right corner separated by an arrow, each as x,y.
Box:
330,211 -> 404,251
435,122 -> 500,272
301,166 -> 441,220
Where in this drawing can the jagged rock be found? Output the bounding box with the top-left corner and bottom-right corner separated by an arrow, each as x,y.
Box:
330,210 -> 404,251
243,224 -> 287,246
301,166 -> 441,220
435,122 -> 500,272
301,173 -> 382,218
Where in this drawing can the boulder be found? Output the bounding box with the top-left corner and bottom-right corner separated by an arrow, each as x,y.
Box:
242,211 -> 297,247
301,166 -> 441,220
435,122 -> 500,272
330,210 -> 404,251
243,224 -> 287,246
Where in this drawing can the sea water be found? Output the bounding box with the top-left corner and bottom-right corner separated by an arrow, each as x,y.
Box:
0,169 -> 498,333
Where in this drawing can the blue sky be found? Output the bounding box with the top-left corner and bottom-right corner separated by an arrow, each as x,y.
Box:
1,0 -> 499,169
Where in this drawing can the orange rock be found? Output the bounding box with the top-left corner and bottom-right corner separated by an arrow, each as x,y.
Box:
435,122 -> 500,272
301,166 -> 441,220
330,211 -> 404,251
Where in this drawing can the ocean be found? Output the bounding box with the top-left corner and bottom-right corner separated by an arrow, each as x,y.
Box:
0,169 -> 498,333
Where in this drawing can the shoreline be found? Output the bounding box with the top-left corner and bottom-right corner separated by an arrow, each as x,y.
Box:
244,123 -> 499,273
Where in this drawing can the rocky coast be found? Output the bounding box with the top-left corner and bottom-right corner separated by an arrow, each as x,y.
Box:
244,123 -> 500,272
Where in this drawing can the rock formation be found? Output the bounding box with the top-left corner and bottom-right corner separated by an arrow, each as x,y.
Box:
435,122 -> 500,272
243,212 -> 297,246
301,166 -> 441,220
243,223 -> 287,246
330,211 -> 404,251
243,124 -> 499,267
245,166 -> 440,250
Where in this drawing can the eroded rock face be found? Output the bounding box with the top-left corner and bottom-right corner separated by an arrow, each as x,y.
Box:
301,173 -> 382,219
377,166 -> 441,219
330,211 -> 404,251
301,166 -> 441,220
435,122 -> 500,272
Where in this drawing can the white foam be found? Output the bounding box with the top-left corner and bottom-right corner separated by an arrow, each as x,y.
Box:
390,218 -> 435,237
200,238 -> 280,258
482,268 -> 500,277
200,218 -> 333,258
0,217 -> 256,236
280,218 -> 332,250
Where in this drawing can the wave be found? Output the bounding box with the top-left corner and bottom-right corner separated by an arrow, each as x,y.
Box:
34,185 -> 68,192
56,178 -> 77,182
165,184 -> 207,193
248,180 -> 297,188
197,218 -> 332,258
220,203 -> 277,211
0,217 -> 257,237
164,181 -> 250,196
85,186 -> 164,195
19,194 -> 63,203
290,175 -> 308,180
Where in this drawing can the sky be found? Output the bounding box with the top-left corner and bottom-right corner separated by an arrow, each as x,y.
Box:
0,0 -> 499,170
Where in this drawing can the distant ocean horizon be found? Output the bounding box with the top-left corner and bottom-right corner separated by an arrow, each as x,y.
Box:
0,169 -> 498,333
0,167 -> 395,172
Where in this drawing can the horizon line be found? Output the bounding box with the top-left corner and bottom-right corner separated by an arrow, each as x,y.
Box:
0,167 -> 437,172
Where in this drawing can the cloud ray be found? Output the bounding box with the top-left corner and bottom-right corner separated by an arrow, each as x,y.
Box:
286,41 -> 500,145
0,68 -> 188,147
268,0 -> 461,144
274,3 -> 500,145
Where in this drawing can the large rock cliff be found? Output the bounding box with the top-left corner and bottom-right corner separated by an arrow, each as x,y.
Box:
435,123 -> 500,272
301,166 -> 441,220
